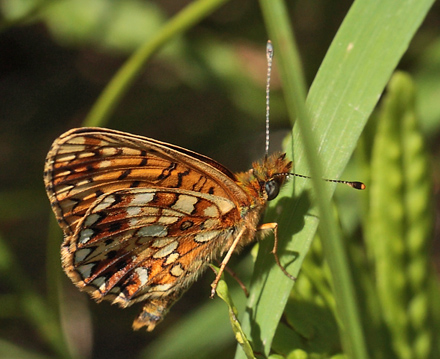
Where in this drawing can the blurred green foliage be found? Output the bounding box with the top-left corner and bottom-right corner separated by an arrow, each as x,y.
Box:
0,0 -> 439,359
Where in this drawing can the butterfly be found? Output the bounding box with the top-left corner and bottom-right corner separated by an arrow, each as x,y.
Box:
44,127 -> 294,331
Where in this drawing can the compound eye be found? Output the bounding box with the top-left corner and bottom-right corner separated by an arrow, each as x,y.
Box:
265,180 -> 280,201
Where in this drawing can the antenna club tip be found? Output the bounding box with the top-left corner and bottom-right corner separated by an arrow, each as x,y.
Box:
352,182 -> 366,190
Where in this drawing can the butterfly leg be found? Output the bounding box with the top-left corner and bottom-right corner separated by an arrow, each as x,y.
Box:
209,263 -> 249,297
210,227 -> 247,298
258,222 -> 296,281
133,292 -> 182,331
222,265 -> 249,297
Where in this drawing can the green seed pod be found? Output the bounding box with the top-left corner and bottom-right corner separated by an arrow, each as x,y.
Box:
367,71 -> 436,359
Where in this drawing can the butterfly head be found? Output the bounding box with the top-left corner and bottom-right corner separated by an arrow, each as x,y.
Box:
237,152 -> 292,202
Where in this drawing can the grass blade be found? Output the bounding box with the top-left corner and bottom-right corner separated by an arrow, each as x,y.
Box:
84,0 -> 229,127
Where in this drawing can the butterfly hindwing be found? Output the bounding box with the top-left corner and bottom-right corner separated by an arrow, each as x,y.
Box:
62,187 -> 242,307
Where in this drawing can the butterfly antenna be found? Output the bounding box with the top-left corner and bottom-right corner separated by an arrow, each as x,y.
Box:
278,172 -> 366,190
265,40 -> 274,159
264,41 -> 365,191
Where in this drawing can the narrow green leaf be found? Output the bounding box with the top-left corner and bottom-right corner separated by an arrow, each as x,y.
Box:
216,280 -> 256,359
83,0 -> 229,127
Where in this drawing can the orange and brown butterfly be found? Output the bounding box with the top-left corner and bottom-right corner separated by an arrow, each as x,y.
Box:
44,41 -> 364,332
43,127 -> 293,331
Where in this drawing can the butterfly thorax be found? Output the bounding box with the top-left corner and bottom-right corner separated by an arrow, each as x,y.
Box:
224,152 -> 291,251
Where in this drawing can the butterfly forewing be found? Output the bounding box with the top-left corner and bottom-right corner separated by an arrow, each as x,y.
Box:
44,128 -> 249,236
44,127 -> 292,331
